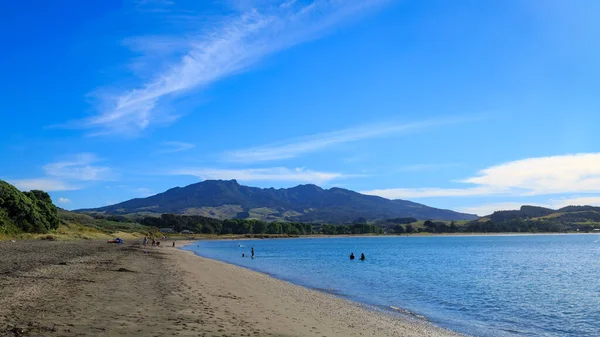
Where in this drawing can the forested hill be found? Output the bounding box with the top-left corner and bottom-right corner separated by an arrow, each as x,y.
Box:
464,205 -> 600,232
79,179 -> 477,223
0,180 -> 59,234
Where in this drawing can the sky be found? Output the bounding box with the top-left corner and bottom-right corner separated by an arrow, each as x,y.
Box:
1,0 -> 600,216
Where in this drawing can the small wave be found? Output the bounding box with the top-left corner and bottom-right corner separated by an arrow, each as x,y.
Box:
499,328 -> 522,335
389,306 -> 427,320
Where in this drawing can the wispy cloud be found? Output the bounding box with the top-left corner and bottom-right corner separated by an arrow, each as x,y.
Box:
43,153 -> 113,181
7,153 -> 114,192
361,186 -> 502,199
74,0 -> 389,135
169,166 -> 352,184
57,197 -> 72,204
157,141 -> 195,153
362,153 -> 600,199
224,116 -> 478,163
9,179 -> 79,192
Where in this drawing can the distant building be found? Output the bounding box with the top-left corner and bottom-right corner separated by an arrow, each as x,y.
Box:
181,230 -> 194,235
159,228 -> 174,233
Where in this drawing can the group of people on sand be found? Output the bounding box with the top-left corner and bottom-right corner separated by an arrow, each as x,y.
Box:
349,252 -> 366,261
143,236 -> 176,248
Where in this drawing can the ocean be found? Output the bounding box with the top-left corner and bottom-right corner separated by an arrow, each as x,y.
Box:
183,235 -> 600,336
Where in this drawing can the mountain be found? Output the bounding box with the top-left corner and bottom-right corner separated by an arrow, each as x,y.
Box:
79,180 -> 477,223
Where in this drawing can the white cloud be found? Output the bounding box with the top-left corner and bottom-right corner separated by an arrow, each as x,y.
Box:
224,117 -> 478,163
43,153 -> 113,181
362,153 -> 600,199
7,153 -> 113,192
157,141 -> 195,153
57,197 -> 72,204
169,167 -> 350,184
460,153 -> 600,196
9,179 -> 79,192
76,0 -> 389,135
361,186 -> 503,199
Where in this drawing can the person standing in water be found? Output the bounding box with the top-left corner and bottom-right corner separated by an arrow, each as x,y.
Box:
350,252 -> 355,260
360,253 -> 366,261
251,247 -> 255,258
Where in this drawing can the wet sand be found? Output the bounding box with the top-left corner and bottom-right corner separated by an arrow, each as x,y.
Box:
0,239 -> 461,336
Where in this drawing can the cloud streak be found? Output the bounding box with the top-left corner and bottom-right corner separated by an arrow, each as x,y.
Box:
9,179 -> 79,192
8,153 -> 114,192
224,116 -> 477,163
77,0 -> 389,135
362,153 -> 600,199
158,141 -> 195,153
169,166 -> 352,184
43,153 -> 113,181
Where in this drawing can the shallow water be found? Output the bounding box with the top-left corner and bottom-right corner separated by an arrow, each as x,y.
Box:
184,235 -> 600,336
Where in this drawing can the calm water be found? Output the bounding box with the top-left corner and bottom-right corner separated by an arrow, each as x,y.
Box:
183,235 -> 600,336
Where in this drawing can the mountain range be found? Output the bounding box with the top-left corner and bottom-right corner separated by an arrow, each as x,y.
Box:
79,180 -> 477,223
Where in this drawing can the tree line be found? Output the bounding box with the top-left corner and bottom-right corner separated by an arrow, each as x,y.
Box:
134,214 -> 388,235
91,213 -> 600,235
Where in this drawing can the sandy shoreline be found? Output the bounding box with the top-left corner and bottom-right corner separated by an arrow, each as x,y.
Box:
0,239 -> 461,336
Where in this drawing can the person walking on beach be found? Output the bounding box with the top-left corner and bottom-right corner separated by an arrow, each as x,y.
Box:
350,252 -> 355,260
360,253 -> 366,261
172,241 -> 175,247
151,238 -> 156,247
143,237 -> 147,247
251,247 -> 255,258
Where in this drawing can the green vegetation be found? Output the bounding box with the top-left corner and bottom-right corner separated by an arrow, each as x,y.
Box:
0,180 -> 59,234
380,206 -> 600,234
58,209 -> 152,235
462,206 -> 600,233
132,213 -> 386,235
320,223 -> 383,235
0,179 -> 154,240
138,213 -> 318,235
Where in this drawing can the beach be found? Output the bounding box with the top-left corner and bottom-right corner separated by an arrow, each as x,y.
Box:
0,239 -> 460,337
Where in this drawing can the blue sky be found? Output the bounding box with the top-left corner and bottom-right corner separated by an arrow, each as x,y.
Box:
1,0 -> 600,216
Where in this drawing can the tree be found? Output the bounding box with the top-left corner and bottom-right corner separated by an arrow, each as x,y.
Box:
436,223 -> 449,233
267,222 -> 282,234
201,225 -> 215,234
253,221 -> 267,234
405,224 -> 414,233
393,224 -> 405,234
424,220 -> 435,232
449,221 -> 458,233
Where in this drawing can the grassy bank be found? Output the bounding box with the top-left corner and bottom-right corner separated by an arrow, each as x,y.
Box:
0,209 -> 151,241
